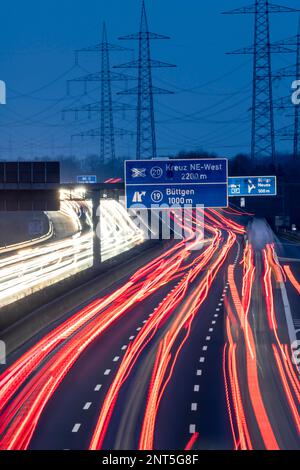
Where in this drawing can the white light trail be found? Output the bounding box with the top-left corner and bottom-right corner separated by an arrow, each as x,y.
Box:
0,198 -> 144,308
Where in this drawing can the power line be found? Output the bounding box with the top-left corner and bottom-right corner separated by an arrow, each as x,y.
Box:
115,0 -> 175,159
66,23 -> 134,168
224,0 -> 299,163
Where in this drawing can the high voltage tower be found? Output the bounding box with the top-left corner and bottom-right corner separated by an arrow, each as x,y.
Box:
224,0 -> 299,163
115,0 -> 175,160
274,18 -> 300,160
64,23 -> 135,170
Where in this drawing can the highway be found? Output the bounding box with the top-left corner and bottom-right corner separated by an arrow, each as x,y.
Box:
0,198 -> 144,308
0,208 -> 299,450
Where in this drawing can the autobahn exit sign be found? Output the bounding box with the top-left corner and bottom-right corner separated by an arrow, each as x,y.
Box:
125,159 -> 228,209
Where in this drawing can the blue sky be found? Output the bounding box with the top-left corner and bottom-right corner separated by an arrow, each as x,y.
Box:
0,0 -> 298,162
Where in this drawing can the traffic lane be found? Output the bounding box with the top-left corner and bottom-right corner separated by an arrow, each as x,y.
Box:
27,235 -> 213,448
0,232 -> 232,452
48,211 -> 79,240
100,239 -> 240,450
153,242 -> 239,450
32,231 -> 227,448
2,240 -> 174,363
239,254 -> 299,450
28,275 -> 182,450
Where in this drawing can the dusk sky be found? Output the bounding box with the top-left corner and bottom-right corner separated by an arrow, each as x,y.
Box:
0,0 -> 298,162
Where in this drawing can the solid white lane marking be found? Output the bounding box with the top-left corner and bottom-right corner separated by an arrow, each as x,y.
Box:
113,356 -> 120,362
196,369 -> 202,376
191,403 -> 198,411
189,424 -> 196,434
72,423 -> 81,433
83,402 -> 92,410
104,369 -> 111,375
94,384 -> 102,391
194,385 -> 200,392
279,281 -> 297,344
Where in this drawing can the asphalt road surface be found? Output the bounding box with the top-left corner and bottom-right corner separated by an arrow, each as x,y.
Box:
0,208 -> 299,450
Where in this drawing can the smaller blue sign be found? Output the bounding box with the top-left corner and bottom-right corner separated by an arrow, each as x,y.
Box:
77,175 -> 97,184
228,176 -> 277,197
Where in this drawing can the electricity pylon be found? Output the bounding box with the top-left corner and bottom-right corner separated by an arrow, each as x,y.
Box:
273,18 -> 300,160
224,0 -> 299,163
115,0 -> 175,160
66,23 -> 134,170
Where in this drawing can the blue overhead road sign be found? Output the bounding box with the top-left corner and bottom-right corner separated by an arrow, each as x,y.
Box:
228,176 -> 277,197
77,175 -> 97,184
125,159 -> 228,209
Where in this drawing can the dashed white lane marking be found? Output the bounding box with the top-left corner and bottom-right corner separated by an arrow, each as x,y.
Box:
194,385 -> 200,392
189,424 -> 196,434
199,357 -> 205,363
113,356 -> 120,362
136,327 -> 141,331
218,303 -> 222,307
212,320 -> 216,324
202,346 -> 208,351
104,369 -> 111,376
121,345 -> 127,350
196,369 -> 202,376
214,313 -> 219,317
83,402 -> 92,410
142,320 -> 147,323
129,335 -> 135,340
191,403 -> 198,411
206,336 -> 211,341
72,423 -> 81,433
209,328 -> 213,332
94,384 -> 102,391
216,309 -> 220,312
